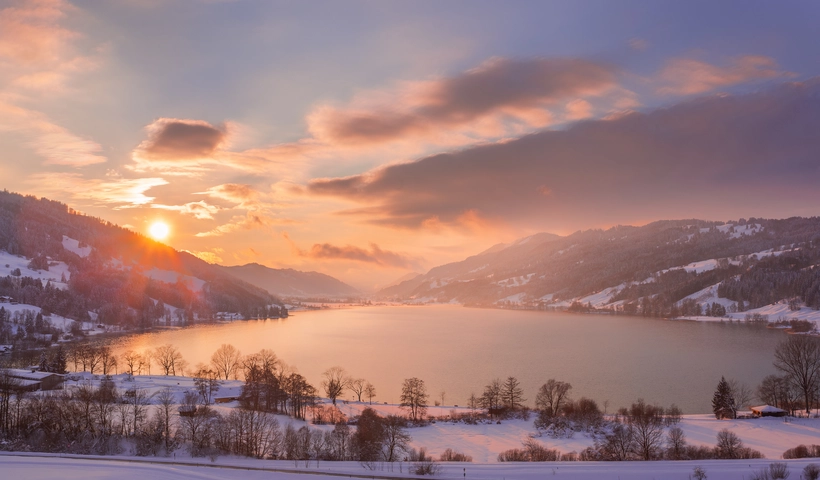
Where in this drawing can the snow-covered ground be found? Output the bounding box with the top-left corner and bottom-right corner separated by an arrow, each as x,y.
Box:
57,373 -> 820,462
144,268 -> 207,292
3,448 -> 820,480
0,250 -> 71,288
6,372 -> 820,479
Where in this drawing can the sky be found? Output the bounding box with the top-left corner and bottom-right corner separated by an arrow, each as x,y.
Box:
1,0 -> 820,291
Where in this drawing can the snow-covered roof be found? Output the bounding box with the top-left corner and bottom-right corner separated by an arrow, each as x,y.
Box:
751,405 -> 785,413
5,369 -> 64,380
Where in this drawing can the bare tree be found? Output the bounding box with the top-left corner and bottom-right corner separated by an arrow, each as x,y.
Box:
124,385 -> 153,437
193,365 -> 222,405
774,335 -> 820,414
321,366 -> 349,405
153,344 -> 185,376
211,344 -> 241,380
400,377 -> 428,422
122,350 -> 145,376
535,379 -> 572,417
666,426 -> 687,460
728,379 -> 754,411
155,387 -> 177,454
99,346 -> 117,375
348,378 -> 367,402
364,382 -> 376,404
382,415 -> 410,462
480,378 -> 503,411
627,399 -> 665,460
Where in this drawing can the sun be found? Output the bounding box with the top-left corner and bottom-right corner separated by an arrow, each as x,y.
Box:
148,221 -> 170,241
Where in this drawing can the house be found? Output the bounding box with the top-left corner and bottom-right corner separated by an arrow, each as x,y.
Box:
4,368 -> 65,391
751,405 -> 787,417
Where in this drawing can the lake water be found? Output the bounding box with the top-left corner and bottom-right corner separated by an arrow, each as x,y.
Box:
107,305 -> 785,414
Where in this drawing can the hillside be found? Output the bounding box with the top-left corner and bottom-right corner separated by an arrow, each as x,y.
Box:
0,190 -> 285,337
377,218 -> 820,321
220,263 -> 359,298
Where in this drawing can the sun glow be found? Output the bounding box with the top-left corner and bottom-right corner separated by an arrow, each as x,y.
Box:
149,221 -> 170,241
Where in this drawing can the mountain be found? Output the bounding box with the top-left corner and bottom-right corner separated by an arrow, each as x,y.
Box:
376,218 -> 820,318
0,190 -> 285,332
220,263 -> 359,298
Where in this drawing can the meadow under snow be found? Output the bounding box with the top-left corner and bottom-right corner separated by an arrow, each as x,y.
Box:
3,372 -> 817,480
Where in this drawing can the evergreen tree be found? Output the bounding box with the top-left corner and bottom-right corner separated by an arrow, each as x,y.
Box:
712,376 -> 736,419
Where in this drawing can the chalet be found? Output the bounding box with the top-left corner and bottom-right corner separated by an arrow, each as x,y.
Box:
751,405 -> 787,417
4,368 -> 65,391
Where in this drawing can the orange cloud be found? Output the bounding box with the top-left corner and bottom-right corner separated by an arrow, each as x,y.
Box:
284,233 -> 421,269
201,183 -> 259,206
307,57 -> 617,146
26,172 -> 167,206
306,80 -> 820,232
151,201 -> 221,220
657,55 -> 793,95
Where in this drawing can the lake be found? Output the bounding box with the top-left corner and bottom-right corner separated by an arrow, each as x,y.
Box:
107,305 -> 785,414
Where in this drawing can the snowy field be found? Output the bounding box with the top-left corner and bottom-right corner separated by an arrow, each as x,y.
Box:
53,373 -> 820,461
3,452 -> 820,480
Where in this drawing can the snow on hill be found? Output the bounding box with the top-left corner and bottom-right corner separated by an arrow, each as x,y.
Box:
61,235 -> 91,258
0,250 -> 70,288
144,267 -> 207,292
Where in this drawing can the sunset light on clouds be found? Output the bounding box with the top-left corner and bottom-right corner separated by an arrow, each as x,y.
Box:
2,0 -> 819,290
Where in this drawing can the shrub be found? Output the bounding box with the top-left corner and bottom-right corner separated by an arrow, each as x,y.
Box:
769,462 -> 790,480
783,444 -> 820,459
692,466 -> 707,480
440,448 -> 472,462
409,459 -> 441,476
803,464 -> 820,480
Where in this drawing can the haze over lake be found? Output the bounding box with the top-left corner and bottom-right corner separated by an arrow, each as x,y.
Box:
108,305 -> 783,414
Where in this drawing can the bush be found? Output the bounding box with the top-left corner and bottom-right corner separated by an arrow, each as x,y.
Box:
769,463 -> 790,480
783,444 -> 820,459
692,466 -> 707,480
804,464 -> 820,480
410,459 -> 441,476
407,447 -> 432,462
440,448 -> 472,462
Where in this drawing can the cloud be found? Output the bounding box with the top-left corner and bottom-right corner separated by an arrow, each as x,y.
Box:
194,212 -> 297,237
130,118 -> 275,174
308,57 -> 617,146
151,201 -> 221,219
0,100 -> 107,166
0,1 -> 107,167
0,0 -> 75,67
27,172 -> 167,206
284,233 -> 420,269
139,118 -> 226,160
657,55 -> 793,95
200,183 -> 258,206
238,57 -> 623,177
306,80 -> 820,232
185,248 -> 224,264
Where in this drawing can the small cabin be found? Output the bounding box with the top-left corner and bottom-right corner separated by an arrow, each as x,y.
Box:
4,368 -> 65,391
751,405 -> 787,417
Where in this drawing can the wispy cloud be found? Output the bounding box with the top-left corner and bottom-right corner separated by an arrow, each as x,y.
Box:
283,233 -> 420,269
307,57 -> 617,146
151,201 -> 221,219
27,172 -> 167,206
0,0 -> 107,167
657,55 -> 793,95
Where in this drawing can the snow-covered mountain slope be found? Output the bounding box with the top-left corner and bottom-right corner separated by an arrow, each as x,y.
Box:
376,218 -> 820,325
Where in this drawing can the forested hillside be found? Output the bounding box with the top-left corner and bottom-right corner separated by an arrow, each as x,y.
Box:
0,191 -> 284,331
377,218 -> 820,318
